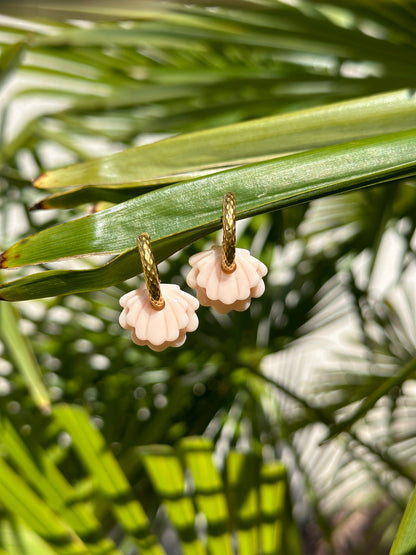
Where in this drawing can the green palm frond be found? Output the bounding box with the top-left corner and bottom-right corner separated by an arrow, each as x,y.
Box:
0,406 -> 300,555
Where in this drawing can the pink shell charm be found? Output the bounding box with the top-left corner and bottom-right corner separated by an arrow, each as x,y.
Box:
186,245 -> 267,314
119,284 -> 199,351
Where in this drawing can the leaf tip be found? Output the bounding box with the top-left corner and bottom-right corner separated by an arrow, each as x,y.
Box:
33,172 -> 49,189
0,251 -> 7,268
30,199 -> 47,210
0,250 -> 22,268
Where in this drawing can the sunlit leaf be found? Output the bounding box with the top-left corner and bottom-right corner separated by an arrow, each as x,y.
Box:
34,90 -> 416,191
0,39 -> 27,86
7,129 -> 416,267
0,416 -> 121,554
390,487 -> 416,555
1,129 -> 416,302
140,445 -> 206,555
0,456 -> 88,555
179,437 -> 233,555
0,228 -> 207,301
53,405 -> 164,555
0,302 -> 50,412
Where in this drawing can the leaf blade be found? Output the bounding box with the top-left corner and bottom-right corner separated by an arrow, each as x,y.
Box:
53,405 -> 165,555
390,487 -> 416,555
0,227 -> 210,301
0,302 -> 50,412
3,129 -> 416,269
33,90 -> 416,190
180,437 -> 234,555
140,446 -> 207,555
0,457 -> 88,555
0,416 -> 121,555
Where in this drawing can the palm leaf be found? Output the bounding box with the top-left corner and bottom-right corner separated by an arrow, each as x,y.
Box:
0,405 -> 299,554
0,302 -> 50,412
2,128 -> 416,300
53,405 -> 164,555
390,488 -> 416,555
31,89 -> 416,193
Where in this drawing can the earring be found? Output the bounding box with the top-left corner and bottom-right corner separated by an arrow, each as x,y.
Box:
186,192 -> 267,314
119,233 -> 199,351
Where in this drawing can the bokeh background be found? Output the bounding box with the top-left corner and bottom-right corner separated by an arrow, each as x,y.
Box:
1,2 -> 416,554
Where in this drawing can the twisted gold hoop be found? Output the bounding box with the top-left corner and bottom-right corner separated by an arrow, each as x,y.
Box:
222,191 -> 236,273
137,233 -> 165,310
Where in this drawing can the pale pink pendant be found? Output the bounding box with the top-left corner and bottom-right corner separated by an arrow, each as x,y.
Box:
119,233 -> 199,351
119,284 -> 199,351
186,245 -> 267,314
186,192 -> 267,314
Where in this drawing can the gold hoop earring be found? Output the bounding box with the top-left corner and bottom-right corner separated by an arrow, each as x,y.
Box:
119,233 -> 199,351
221,191 -> 236,273
187,192 -> 268,314
137,232 -> 165,310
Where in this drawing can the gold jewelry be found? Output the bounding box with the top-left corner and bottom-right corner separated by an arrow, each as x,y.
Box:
221,191 -> 236,273
137,233 -> 165,310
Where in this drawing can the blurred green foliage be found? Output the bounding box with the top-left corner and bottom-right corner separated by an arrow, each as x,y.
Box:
1,1 -> 416,554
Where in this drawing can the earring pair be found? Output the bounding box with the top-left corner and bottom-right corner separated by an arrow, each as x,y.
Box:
119,192 -> 267,351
